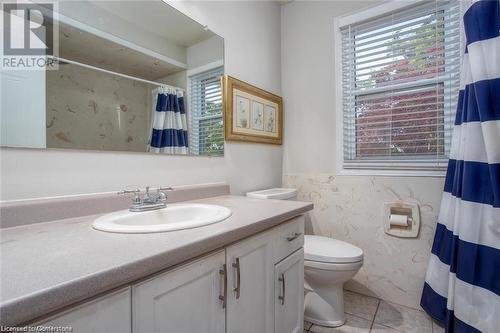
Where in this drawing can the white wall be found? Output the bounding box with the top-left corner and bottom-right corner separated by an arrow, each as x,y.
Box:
281,1 -> 444,309
0,1 -> 283,201
187,35 -> 224,69
1,70 -> 46,149
56,1 -> 188,64
162,35 -> 224,90
1,14 -> 46,149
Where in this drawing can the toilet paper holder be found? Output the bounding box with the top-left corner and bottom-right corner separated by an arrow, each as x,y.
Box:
383,201 -> 420,238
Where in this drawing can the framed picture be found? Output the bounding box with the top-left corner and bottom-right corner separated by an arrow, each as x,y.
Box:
222,76 -> 283,145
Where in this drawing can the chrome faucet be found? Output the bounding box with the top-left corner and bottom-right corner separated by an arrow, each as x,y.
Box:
118,187 -> 173,212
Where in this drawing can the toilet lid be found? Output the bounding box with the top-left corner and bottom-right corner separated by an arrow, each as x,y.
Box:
304,235 -> 363,263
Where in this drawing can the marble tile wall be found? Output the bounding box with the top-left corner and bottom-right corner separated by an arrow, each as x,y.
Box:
284,174 -> 445,309
46,63 -> 151,152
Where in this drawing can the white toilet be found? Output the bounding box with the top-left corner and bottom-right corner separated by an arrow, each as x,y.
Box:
246,188 -> 364,327
303,235 -> 363,326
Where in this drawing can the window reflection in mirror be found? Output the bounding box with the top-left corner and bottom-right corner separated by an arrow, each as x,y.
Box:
0,1 -> 224,156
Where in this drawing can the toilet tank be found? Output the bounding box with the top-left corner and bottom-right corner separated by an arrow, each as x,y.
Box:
246,188 -> 298,200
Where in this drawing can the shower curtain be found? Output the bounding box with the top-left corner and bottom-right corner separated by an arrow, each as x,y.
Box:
148,87 -> 188,155
420,1 -> 500,332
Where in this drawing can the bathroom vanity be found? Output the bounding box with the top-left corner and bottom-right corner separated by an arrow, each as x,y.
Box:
42,217 -> 304,333
0,186 -> 312,333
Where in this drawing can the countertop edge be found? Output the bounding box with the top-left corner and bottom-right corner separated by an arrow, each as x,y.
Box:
1,202 -> 313,326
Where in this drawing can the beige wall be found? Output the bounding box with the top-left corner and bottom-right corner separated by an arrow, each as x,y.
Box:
281,1 -> 444,309
0,1 -> 283,200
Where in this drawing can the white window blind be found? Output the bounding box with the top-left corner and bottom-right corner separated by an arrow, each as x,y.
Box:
188,66 -> 224,156
340,0 -> 461,171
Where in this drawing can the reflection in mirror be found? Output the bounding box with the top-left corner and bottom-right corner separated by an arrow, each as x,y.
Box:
0,1 -> 224,156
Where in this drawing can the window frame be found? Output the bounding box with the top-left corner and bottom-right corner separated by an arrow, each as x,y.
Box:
186,60 -> 224,156
334,0 -> 462,177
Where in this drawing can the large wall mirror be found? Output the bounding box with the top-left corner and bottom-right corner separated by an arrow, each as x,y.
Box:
1,1 -> 224,156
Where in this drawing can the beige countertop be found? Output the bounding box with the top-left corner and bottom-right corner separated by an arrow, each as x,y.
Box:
0,195 -> 313,326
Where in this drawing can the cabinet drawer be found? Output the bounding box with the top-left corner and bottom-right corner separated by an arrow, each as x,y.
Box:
274,216 -> 304,263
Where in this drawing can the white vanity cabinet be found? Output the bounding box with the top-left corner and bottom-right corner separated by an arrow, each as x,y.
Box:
131,216 -> 305,333
132,250 -> 226,333
38,287 -> 132,333
34,216 -> 305,333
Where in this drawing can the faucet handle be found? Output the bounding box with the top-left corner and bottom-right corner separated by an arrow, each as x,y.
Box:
158,187 -> 173,192
156,187 -> 173,203
117,189 -> 141,205
117,189 -> 140,195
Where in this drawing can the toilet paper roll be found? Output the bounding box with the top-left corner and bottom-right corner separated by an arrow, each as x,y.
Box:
389,214 -> 409,226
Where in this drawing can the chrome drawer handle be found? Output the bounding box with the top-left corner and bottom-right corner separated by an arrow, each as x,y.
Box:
286,232 -> 302,242
278,273 -> 285,305
232,257 -> 241,299
219,264 -> 227,309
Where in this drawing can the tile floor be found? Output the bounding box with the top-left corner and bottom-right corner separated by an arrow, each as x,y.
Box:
304,290 -> 444,333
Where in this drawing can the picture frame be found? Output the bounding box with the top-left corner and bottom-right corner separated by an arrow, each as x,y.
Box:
222,75 -> 283,145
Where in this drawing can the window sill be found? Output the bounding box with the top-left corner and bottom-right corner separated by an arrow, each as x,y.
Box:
337,168 -> 447,177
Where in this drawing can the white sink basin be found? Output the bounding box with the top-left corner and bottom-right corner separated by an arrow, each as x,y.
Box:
92,203 -> 232,233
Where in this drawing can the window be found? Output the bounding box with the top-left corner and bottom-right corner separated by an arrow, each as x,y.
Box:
188,66 -> 224,156
337,0 -> 461,173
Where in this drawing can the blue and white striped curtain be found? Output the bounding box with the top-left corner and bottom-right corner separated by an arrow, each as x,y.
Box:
148,87 -> 188,154
420,1 -> 500,332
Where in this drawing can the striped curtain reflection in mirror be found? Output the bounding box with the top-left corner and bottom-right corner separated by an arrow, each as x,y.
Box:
148,87 -> 188,155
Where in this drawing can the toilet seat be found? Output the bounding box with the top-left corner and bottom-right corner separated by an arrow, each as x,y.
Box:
304,235 -> 363,264
304,259 -> 363,271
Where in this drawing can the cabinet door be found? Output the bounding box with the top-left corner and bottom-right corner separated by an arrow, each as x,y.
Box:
226,230 -> 275,333
275,248 -> 304,333
133,251 -> 226,333
39,287 -> 131,333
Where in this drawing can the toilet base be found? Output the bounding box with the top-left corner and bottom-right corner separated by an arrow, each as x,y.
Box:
304,315 -> 345,328
304,287 -> 345,328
